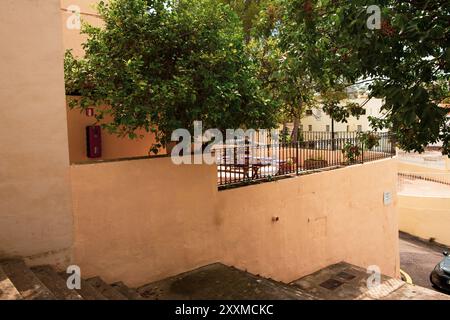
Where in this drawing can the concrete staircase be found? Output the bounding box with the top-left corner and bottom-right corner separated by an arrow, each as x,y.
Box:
0,259 -> 143,300
2,260 -> 449,300
0,260 -> 313,300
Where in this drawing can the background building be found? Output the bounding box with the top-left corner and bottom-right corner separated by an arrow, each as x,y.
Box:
300,98 -> 386,133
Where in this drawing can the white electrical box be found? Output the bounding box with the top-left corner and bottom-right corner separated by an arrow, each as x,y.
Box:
383,192 -> 392,206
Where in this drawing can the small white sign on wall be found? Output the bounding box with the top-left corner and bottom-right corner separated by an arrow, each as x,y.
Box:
66,5 -> 81,30
383,192 -> 392,206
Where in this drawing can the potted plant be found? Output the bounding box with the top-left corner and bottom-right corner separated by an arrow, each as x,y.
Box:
279,158 -> 296,174
342,142 -> 361,164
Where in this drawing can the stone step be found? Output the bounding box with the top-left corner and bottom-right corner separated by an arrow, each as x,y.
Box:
86,277 -> 128,300
0,260 -> 55,300
31,266 -> 83,300
263,277 -> 315,300
59,272 -> 108,300
77,279 -> 109,300
111,281 -> 143,300
0,266 -> 22,300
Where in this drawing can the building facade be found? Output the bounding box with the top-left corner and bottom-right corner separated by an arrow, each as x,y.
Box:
300,98 -> 386,133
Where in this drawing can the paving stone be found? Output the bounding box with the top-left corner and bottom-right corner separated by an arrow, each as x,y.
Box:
31,266 -> 83,300
59,272 -> 107,300
1,259 -> 446,301
0,266 -> 22,300
0,260 -> 55,300
138,263 -> 314,300
291,261 -> 450,300
86,277 -> 128,300
291,262 -> 376,300
111,281 -> 143,300
76,279 -> 108,300
382,283 -> 450,300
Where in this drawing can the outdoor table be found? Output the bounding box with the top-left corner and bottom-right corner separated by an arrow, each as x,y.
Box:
227,163 -> 271,179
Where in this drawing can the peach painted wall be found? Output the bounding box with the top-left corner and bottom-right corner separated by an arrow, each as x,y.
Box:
66,102 -> 161,163
60,0 -> 104,57
71,158 -> 399,287
60,2 -> 164,163
398,161 -> 450,174
399,195 -> 450,247
71,156 -> 221,285
397,160 -> 450,246
0,0 -> 73,267
218,159 -> 400,283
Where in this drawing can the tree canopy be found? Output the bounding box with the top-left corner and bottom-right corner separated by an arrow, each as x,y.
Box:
65,0 -> 278,152
65,0 -> 450,154
279,0 -> 450,154
225,0 -> 367,141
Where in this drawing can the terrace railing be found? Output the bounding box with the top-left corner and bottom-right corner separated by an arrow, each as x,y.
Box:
398,172 -> 450,188
216,131 -> 395,188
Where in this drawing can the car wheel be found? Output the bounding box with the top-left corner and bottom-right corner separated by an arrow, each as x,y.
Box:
430,274 -> 438,288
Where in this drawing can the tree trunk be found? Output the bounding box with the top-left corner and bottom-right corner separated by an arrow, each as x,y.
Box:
291,118 -> 299,142
291,100 -> 303,142
282,122 -> 288,143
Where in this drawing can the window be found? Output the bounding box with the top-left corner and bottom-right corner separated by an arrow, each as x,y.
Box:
357,125 -> 362,132
308,125 -> 313,132
346,125 -> 350,132
326,125 -> 330,132
299,125 -> 304,132
305,110 -> 313,116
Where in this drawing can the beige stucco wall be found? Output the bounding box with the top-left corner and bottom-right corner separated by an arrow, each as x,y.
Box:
61,2 -> 165,162
66,102 -> 161,163
397,158 -> 450,246
0,0 -> 74,267
71,157 -> 399,287
399,195 -> 450,246
61,0 -> 104,57
398,161 -> 450,174
218,159 -> 399,283
71,156 -> 221,285
60,0 -> 400,285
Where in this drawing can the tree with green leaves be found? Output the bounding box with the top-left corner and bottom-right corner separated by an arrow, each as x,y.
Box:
220,0 -> 273,41
280,0 -> 450,154
236,0 -> 318,141
65,0 -> 278,153
230,0 -> 361,141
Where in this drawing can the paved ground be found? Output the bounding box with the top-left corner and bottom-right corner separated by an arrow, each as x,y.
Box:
291,262 -> 449,300
138,263 -> 314,300
138,261 -> 450,300
400,232 -> 450,294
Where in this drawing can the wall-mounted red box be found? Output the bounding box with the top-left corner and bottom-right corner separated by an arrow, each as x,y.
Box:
86,125 -> 102,158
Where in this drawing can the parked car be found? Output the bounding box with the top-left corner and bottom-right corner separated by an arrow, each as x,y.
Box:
430,251 -> 450,292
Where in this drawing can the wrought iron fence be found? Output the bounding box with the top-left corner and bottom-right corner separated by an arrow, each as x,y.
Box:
398,172 -> 450,188
216,131 -> 395,188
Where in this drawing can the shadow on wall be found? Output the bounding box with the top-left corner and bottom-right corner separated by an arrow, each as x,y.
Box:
66,101 -> 165,163
399,195 -> 450,247
70,157 -> 399,287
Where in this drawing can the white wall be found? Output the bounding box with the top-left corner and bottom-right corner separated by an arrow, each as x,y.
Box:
300,98 -> 386,132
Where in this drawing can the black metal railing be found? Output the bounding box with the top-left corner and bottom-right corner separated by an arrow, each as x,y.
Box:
216,131 -> 395,188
